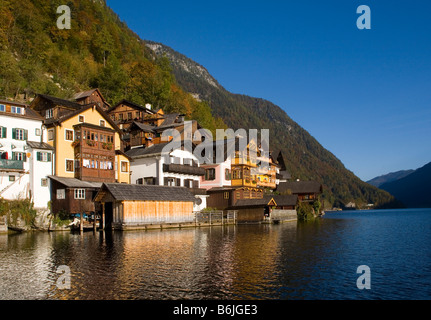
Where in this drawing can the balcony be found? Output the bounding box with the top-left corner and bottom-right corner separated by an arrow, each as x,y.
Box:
0,159 -> 24,171
163,163 -> 205,176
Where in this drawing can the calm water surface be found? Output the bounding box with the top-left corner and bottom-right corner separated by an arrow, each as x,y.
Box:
1,208 -> 430,300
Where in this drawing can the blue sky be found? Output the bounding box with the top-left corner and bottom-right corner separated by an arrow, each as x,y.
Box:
106,0 -> 431,181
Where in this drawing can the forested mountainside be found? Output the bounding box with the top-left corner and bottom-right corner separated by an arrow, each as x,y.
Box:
0,0 -> 399,208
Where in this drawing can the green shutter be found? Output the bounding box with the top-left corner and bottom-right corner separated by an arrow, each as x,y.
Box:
12,152 -> 16,160
23,153 -> 26,162
1,127 -> 6,138
12,128 -> 16,139
24,130 -> 28,140
37,152 -> 41,161
47,153 -> 52,162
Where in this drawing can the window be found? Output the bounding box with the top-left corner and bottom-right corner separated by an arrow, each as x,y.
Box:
56,189 -> 65,199
0,126 -> 6,138
0,104 -> 5,112
225,169 -> 231,180
12,128 -> 27,140
205,168 -> 216,181
74,189 -> 85,199
127,112 -> 132,120
119,113 -> 123,121
35,128 -> 41,136
12,152 -> 26,161
41,178 -> 48,187
9,175 -> 15,182
46,108 -> 53,119
136,178 -> 143,185
100,120 -> 105,127
78,115 -> 84,122
224,192 -> 230,200
144,177 -> 156,185
37,152 -> 52,162
65,129 -> 74,141
164,177 -> 176,186
66,159 -> 74,172
111,114 -> 116,121
121,161 -> 128,172
48,129 -> 54,141
11,106 -> 22,114
232,169 -> 242,180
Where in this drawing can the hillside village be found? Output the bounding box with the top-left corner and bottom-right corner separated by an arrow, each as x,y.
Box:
0,89 -> 322,231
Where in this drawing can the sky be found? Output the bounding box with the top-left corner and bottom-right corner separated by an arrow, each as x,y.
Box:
106,0 -> 431,181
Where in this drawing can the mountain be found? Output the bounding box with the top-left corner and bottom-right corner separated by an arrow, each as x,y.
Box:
367,170 -> 415,188
0,0 -> 399,208
379,162 -> 431,208
145,40 -> 400,209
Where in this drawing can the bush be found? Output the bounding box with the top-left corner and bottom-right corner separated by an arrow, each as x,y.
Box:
297,202 -> 315,221
7,199 -> 37,227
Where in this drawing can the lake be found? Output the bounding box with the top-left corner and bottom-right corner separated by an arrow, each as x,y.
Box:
0,208 -> 430,300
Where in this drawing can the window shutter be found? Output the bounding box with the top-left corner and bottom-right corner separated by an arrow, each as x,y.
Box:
176,178 -> 181,186
23,153 -> 26,162
164,177 -> 168,186
37,152 -> 41,161
47,153 -> 52,162
12,152 -> 16,160
1,127 -> 6,138
12,128 -> 16,139
24,130 -> 28,140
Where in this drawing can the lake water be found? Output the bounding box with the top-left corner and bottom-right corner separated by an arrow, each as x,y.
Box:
0,208 -> 430,300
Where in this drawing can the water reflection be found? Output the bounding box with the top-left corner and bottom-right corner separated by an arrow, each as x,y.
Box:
1,210 -> 431,300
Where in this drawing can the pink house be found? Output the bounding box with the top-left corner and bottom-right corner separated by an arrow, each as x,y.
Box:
199,140 -> 232,190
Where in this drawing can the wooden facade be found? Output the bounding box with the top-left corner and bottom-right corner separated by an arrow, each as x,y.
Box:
49,176 -> 101,215
94,183 -> 196,230
73,123 -> 117,183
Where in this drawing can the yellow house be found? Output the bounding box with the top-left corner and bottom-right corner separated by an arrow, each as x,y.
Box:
30,95 -> 130,184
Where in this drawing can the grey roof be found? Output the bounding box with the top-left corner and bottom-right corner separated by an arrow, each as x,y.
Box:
26,141 -> 54,150
100,183 -> 196,202
276,181 -> 322,194
37,94 -> 82,110
269,195 -> 298,206
48,176 -> 102,188
233,198 -> 274,208
73,89 -> 98,100
129,121 -> 155,133
125,143 -> 171,158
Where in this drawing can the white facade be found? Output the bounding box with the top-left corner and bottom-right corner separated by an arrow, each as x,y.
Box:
0,102 -> 53,209
129,147 -> 202,188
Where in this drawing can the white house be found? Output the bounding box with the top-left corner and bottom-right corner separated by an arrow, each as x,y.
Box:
0,100 -> 53,209
125,142 -> 208,210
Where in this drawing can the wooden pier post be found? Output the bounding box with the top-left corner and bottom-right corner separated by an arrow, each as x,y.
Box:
101,202 -> 105,230
93,212 -> 97,232
79,212 -> 83,232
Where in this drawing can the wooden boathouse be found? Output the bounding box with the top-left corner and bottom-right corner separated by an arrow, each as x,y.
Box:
94,183 -> 198,230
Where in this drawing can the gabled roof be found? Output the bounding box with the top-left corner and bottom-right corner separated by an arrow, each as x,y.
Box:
108,99 -> 155,114
34,94 -> 82,110
276,181 -> 322,194
44,103 -> 122,134
73,89 -> 102,100
129,121 -> 155,133
233,197 -> 277,208
96,183 -> 196,202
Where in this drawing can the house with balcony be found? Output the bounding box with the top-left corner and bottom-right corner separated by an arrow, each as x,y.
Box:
125,142 -> 207,210
29,94 -> 130,216
0,100 -> 53,210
